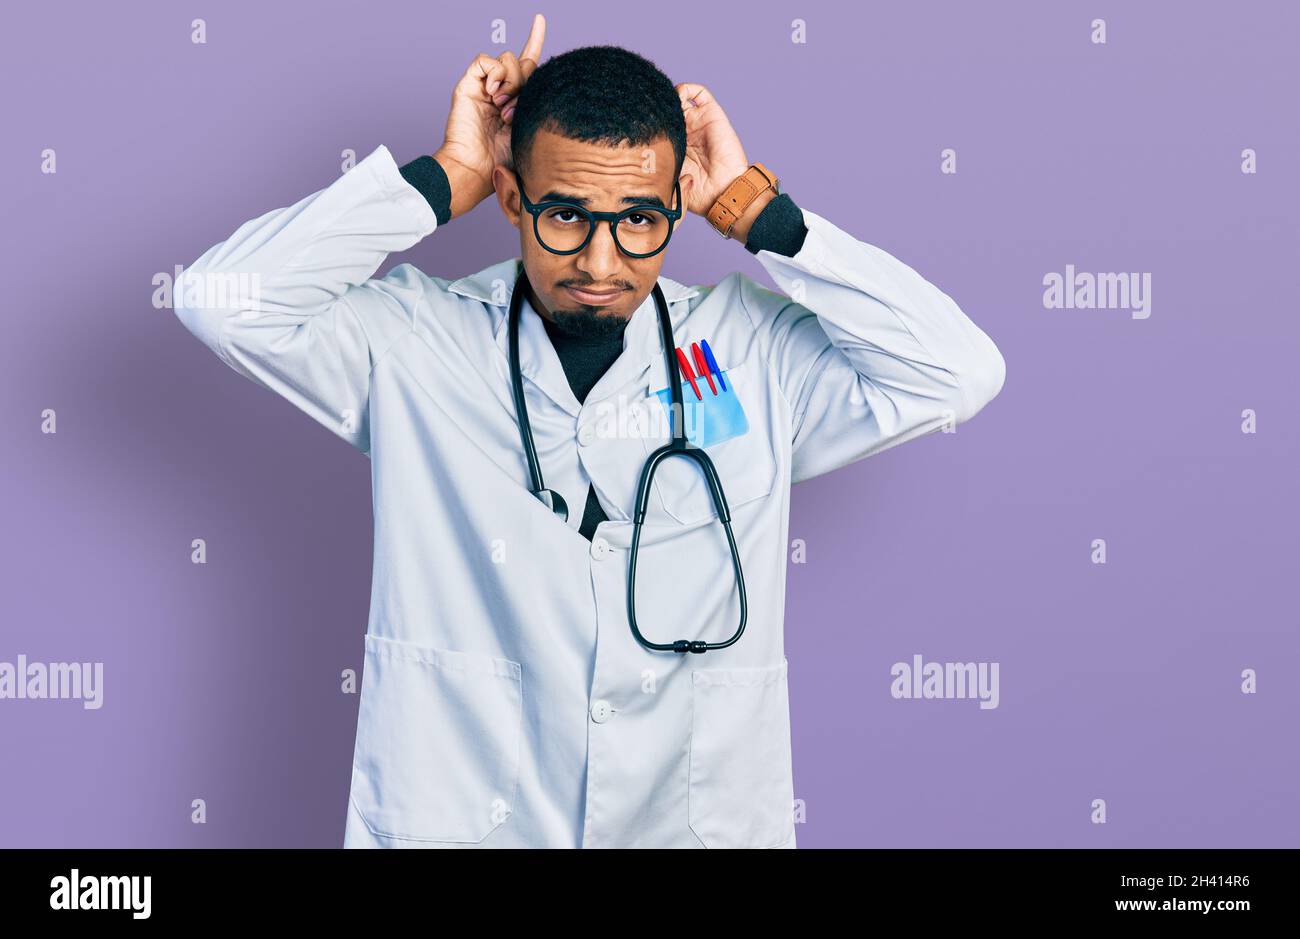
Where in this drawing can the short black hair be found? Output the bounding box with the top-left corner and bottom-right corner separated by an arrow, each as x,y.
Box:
511,45 -> 686,179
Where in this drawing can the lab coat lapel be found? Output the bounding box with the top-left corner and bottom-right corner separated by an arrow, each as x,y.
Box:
498,291 -> 582,418
449,258 -> 581,418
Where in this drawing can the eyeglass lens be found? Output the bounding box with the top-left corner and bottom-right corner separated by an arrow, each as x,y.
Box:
535,206 -> 673,256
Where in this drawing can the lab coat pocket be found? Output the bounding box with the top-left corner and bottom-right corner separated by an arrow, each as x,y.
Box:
350,634 -> 523,844
641,358 -> 776,526
688,659 -> 795,849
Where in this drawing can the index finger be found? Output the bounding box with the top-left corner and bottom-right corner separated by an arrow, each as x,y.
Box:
519,13 -> 546,76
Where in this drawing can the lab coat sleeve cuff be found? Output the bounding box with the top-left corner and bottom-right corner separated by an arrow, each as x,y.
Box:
747,206 -> 842,286
368,145 -> 440,235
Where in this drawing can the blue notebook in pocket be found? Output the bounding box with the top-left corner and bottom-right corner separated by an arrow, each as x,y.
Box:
650,370 -> 749,449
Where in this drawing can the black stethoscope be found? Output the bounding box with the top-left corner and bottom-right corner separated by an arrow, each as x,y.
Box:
507,266 -> 747,655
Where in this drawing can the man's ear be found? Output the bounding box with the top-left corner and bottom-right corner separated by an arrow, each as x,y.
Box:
674,172 -> 696,231
494,165 -> 522,227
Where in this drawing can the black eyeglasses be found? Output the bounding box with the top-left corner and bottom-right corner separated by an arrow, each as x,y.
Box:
514,170 -> 682,258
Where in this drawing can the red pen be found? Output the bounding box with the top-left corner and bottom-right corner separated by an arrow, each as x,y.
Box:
690,342 -> 717,395
674,347 -> 702,400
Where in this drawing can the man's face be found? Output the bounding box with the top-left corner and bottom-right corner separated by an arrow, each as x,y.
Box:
494,128 -> 688,337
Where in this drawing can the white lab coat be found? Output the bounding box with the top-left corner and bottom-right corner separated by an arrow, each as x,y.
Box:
173,144 -> 1005,848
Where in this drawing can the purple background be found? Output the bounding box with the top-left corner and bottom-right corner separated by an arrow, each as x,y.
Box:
2,0 -> 1296,847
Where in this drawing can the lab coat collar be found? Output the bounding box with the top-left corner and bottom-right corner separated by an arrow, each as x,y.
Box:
448,258 -> 701,417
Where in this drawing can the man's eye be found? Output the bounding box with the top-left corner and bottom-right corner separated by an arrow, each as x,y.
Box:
547,209 -> 583,224
624,213 -> 651,227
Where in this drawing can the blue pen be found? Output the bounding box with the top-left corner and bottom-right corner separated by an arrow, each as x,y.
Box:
700,339 -> 726,392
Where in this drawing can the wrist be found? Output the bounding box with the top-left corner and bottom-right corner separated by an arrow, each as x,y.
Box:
692,163 -> 749,218
729,188 -> 778,246
432,148 -> 492,220
705,163 -> 779,243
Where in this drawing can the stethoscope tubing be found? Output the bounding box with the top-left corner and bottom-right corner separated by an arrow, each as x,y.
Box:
507,266 -> 747,654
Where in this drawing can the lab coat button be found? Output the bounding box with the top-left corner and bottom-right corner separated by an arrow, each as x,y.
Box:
590,699 -> 613,723
590,536 -> 611,560
577,423 -> 597,446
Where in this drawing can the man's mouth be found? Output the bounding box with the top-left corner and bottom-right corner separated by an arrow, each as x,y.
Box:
564,285 -> 625,305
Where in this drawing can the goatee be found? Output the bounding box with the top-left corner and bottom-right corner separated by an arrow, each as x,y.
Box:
549,307 -> 630,341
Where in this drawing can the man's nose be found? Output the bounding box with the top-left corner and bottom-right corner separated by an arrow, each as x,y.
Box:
575,222 -> 622,281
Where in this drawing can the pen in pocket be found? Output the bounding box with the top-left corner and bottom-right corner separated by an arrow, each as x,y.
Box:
674,347 -> 702,400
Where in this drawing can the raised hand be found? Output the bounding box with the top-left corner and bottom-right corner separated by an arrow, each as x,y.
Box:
675,83 -> 751,218
434,13 -> 546,219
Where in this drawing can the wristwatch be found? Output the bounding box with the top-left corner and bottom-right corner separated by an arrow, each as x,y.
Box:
706,163 -> 779,238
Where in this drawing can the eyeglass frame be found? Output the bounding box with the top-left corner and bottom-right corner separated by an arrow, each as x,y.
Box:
513,169 -> 683,259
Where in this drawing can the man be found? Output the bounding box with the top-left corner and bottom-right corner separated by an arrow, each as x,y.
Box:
173,15 -> 1005,849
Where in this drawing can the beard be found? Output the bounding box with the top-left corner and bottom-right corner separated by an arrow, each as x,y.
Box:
548,306 -> 630,341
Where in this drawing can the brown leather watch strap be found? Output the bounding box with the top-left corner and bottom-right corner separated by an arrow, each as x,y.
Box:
706,163 -> 778,238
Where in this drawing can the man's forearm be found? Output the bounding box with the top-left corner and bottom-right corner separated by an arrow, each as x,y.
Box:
728,187 -> 776,247
397,155 -> 453,225
401,149 -> 507,226
738,190 -> 808,257
399,150 -> 502,224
